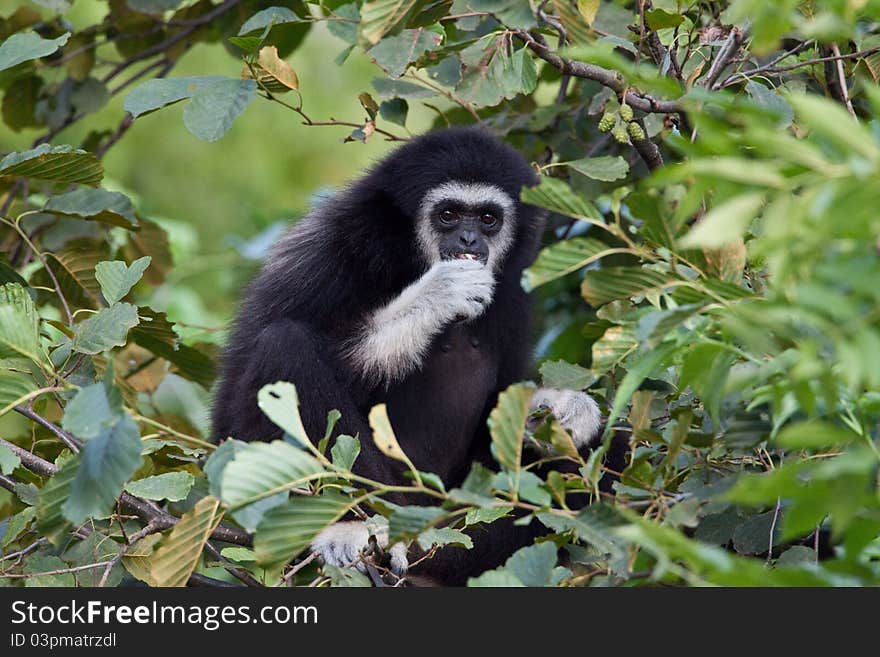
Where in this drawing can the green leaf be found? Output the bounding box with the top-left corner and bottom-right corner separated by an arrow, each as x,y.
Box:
379,98 -> 408,126
124,471 -> 195,502
745,80 -> 794,127
520,177 -> 603,224
330,434 -> 360,471
774,420 -> 858,450
0,442 -> 20,475
23,554 -> 75,587
62,414 -> 143,524
606,341 -> 678,430
567,156 -> 629,182
128,0 -> 184,13
2,507 -> 35,549
61,380 -> 123,440
591,325 -> 638,375
645,8 -> 684,30
539,360 -> 595,390
36,454 -> 79,546
679,193 -> 765,249
95,256 -> 151,305
581,267 -> 681,307
182,79 -> 256,142
788,93 -> 880,163
257,381 -> 310,447
523,237 -> 621,291
369,28 -> 442,78
123,76 -> 226,118
220,440 -> 324,530
324,564 -> 372,587
0,283 -> 49,367
388,505 -> 444,542
0,144 -> 102,186
467,0 -> 537,30
679,343 -> 735,423
43,189 -> 139,229
254,492 -> 356,567
505,541 -> 560,586
467,569 -> 525,586
72,302 -> 139,354
238,6 -> 301,35
488,383 -> 533,496
372,77 -> 436,98
0,31 -> 70,72
204,438 -> 246,498
417,527 -> 473,550
359,0 -> 424,45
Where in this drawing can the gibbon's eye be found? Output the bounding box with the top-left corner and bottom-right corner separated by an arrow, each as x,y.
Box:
480,213 -> 497,227
439,209 -> 457,224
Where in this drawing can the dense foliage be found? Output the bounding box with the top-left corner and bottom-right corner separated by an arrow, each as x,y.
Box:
1,0 -> 880,588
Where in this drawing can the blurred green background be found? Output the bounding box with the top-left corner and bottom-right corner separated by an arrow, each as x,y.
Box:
1,1 -> 435,324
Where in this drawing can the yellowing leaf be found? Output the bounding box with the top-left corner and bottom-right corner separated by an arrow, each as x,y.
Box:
577,0 -> 600,26
256,46 -> 299,91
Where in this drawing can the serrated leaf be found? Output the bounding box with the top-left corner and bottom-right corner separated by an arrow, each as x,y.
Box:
0,283 -> 49,367
254,492 -> 356,567
95,257 -> 151,305
330,434 -> 360,471
238,6 -> 301,35
72,302 -> 139,354
606,341 -> 678,430
369,28 -> 442,78
123,76 -> 226,118
539,360 -> 596,390
372,77 -> 436,98
0,370 -> 38,415
0,144 -> 102,186
220,440 -> 324,530
520,177 -> 603,224
43,189 -> 138,229
324,564 -> 372,587
0,31 -> 69,72
388,505 -> 444,542
488,383 -> 533,497
36,239 -> 109,310
2,506 -> 35,549
359,0 -> 423,45
182,78 -> 256,142
567,156 -> 629,182
61,380 -> 123,440
523,237 -> 622,291
125,471 -> 194,502
257,381 -> 310,447
417,527 -> 473,550
581,267 -> 681,307
62,414 -> 143,524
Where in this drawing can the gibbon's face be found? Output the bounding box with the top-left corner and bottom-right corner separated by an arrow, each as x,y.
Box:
416,181 -> 516,271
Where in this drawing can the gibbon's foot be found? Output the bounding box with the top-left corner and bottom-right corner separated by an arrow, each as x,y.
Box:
528,388 -> 603,449
310,520 -> 408,576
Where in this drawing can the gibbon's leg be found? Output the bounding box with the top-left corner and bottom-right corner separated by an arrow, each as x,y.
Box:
346,259 -> 495,385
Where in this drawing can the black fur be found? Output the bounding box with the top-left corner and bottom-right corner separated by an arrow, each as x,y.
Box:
212,127 -> 624,585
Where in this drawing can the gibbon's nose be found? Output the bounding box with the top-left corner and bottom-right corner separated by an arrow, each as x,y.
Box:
459,230 -> 478,247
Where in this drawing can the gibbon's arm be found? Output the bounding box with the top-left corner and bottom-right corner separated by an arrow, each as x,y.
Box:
346,259 -> 495,384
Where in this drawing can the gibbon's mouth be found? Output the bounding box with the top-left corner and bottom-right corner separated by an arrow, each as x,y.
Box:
442,251 -> 488,264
